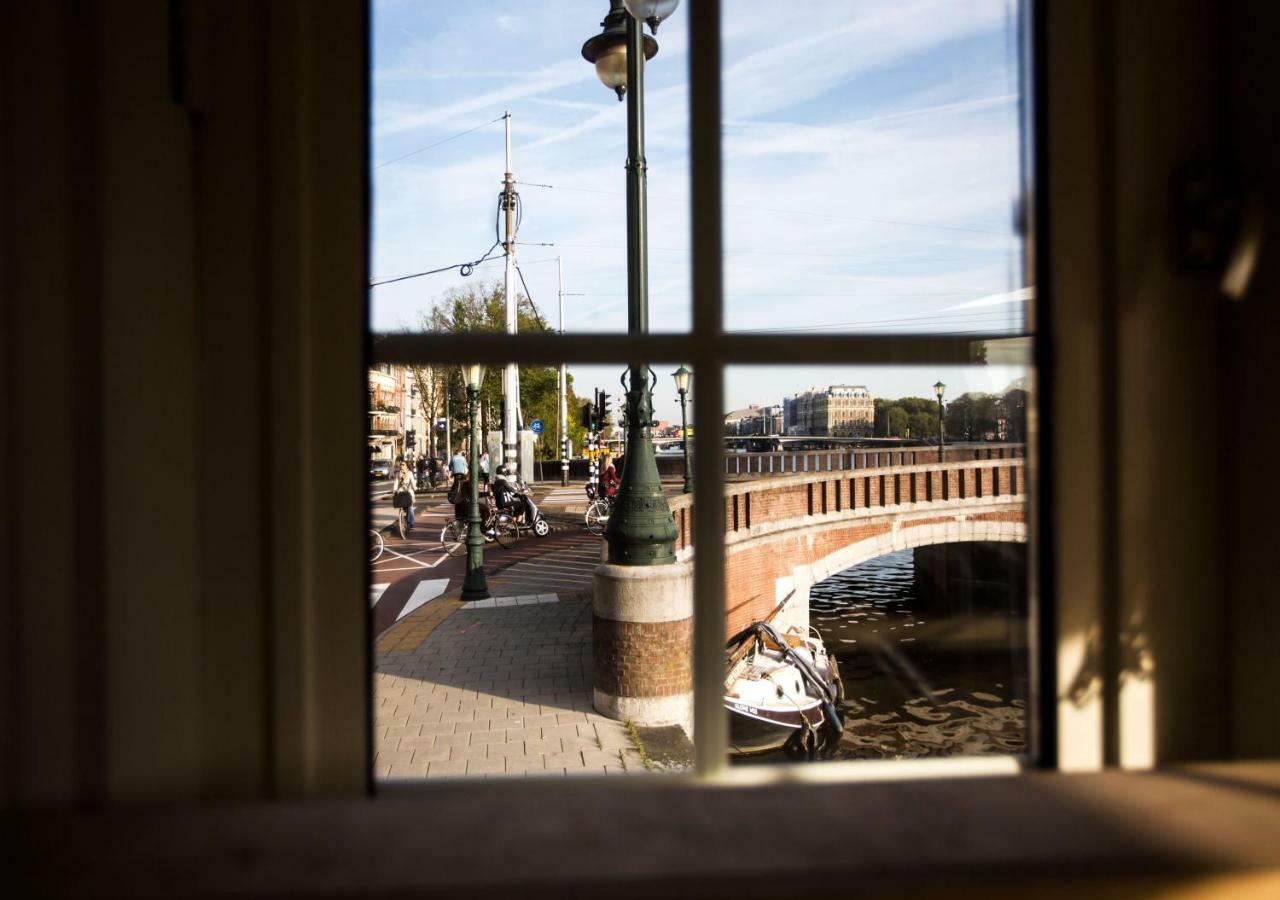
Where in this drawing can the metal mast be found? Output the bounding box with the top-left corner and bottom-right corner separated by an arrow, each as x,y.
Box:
502,111 -> 521,477
558,257 -> 570,486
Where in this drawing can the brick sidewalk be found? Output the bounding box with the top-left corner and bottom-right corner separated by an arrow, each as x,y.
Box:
375,595 -> 650,779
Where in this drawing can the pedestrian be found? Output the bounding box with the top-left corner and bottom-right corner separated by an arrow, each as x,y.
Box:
600,453 -> 621,499
393,459 -> 417,535
479,449 -> 490,485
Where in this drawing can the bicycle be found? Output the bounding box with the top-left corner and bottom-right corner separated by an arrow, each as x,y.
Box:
585,494 -> 614,536
441,508 -> 520,556
396,506 -> 410,540
369,528 -> 385,562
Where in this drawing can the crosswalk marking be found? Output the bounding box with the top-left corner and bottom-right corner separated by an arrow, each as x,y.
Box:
397,578 -> 450,621
538,486 -> 589,506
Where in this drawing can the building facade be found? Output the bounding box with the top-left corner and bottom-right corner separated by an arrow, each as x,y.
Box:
368,364 -> 432,464
785,385 -> 874,436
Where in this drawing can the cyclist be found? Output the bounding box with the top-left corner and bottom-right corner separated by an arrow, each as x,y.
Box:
600,453 -> 621,499
393,459 -> 417,535
449,446 -> 468,492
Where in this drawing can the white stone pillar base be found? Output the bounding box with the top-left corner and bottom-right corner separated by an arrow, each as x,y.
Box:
592,561 -> 693,735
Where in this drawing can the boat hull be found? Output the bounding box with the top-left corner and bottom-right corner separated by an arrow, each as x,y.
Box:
725,698 -> 826,755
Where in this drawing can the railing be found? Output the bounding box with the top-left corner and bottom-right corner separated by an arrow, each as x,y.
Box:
721,443 -> 1024,477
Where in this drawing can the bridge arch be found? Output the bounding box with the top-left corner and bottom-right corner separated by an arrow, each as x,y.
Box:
667,456 -> 1027,637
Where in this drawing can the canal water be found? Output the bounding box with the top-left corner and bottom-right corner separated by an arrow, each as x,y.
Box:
807,543 -> 1029,761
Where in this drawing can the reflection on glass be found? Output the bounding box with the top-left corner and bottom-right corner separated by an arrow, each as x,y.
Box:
369,359 -> 694,780
722,365 -> 1031,764
721,0 -> 1029,335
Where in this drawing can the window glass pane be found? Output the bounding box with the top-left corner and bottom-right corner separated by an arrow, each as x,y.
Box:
370,2 -> 692,335
721,364 -> 1031,764
371,359 -> 696,780
720,0 -> 1029,335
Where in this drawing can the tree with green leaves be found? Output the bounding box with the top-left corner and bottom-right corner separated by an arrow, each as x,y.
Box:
410,281 -> 588,462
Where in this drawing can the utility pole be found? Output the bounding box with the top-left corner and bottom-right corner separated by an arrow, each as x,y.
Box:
558,257 -> 569,487
502,111 -> 521,479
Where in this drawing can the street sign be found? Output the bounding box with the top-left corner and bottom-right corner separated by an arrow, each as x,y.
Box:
530,419 -> 544,434
436,419 -> 446,432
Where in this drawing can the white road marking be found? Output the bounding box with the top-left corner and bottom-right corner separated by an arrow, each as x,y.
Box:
397,578 -> 450,621
369,583 -> 390,608
379,545 -> 450,569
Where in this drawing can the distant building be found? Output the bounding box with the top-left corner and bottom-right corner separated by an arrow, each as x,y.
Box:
786,385 -> 873,436
368,364 -> 433,463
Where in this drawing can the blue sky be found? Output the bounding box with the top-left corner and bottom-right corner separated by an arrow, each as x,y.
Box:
371,0 -> 1029,421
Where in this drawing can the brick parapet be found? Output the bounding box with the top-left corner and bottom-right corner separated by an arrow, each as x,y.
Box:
666,458 -> 1025,551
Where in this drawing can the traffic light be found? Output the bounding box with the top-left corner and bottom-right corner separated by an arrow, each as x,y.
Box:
405,429 -> 416,449
580,401 -> 594,429
599,392 -> 611,426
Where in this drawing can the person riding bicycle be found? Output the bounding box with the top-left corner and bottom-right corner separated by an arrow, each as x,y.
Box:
600,454 -> 621,499
393,459 -> 417,535
449,447 -> 468,488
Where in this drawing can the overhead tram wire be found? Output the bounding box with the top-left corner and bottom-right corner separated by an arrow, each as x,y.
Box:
370,173 -> 529,288
373,115 -> 505,170
515,180 -> 1008,236
368,240 -> 501,287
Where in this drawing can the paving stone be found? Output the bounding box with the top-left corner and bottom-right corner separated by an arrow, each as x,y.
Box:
433,733 -> 469,747
466,757 -> 506,776
470,730 -> 505,744
453,720 -> 488,733
425,760 -> 468,778
412,747 -> 451,764
488,742 -> 527,758
564,766 -> 609,777
383,725 -> 422,740
544,750 -> 585,769
523,738 -> 561,756
419,722 -> 457,736
385,764 -> 430,780
501,726 -> 540,742
398,735 -> 437,750
448,744 -> 488,761
542,724 -> 581,741
405,711 -> 445,727
559,736 -> 600,753
375,749 -> 416,767
581,748 -> 620,768
505,756 -> 546,772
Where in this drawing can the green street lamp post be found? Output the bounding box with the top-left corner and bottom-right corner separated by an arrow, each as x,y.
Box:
673,365 -> 692,494
461,363 -> 490,601
934,380 -> 946,462
582,0 -> 679,566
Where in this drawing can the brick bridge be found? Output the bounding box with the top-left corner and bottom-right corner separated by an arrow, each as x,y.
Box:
666,447 -> 1027,636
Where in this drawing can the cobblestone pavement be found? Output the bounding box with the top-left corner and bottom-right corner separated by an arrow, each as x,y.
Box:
375,595 -> 649,780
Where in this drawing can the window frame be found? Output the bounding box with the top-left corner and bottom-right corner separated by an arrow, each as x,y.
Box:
368,0 -> 1049,785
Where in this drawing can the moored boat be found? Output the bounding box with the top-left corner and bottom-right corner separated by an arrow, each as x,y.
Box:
724,616 -> 844,759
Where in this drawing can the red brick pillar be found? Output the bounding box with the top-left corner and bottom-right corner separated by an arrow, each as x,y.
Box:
592,562 -> 693,730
